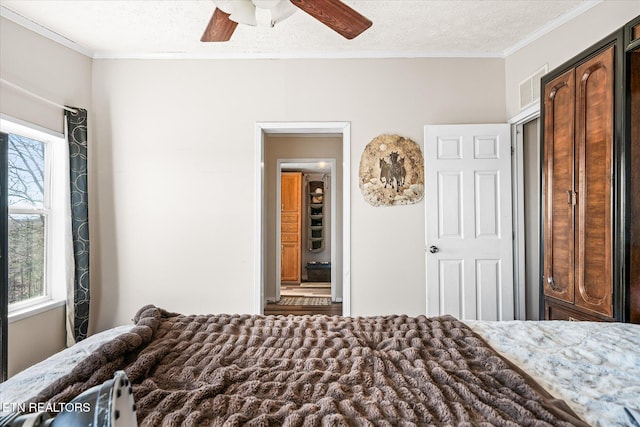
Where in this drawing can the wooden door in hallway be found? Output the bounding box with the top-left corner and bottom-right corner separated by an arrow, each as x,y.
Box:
281,172 -> 301,282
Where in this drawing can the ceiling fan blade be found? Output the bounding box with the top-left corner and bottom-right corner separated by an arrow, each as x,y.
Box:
201,8 -> 238,42
290,0 -> 372,39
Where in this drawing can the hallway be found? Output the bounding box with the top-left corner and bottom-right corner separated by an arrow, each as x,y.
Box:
265,282 -> 341,316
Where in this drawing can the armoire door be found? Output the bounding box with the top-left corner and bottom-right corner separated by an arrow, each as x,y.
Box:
629,34 -> 640,323
543,68 -> 576,304
543,46 -> 614,319
574,46 -> 614,317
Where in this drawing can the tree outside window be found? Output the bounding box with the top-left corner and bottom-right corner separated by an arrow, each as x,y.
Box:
7,134 -> 48,305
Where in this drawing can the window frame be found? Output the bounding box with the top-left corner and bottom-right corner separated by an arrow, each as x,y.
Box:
1,116 -> 67,318
1,131 -> 8,382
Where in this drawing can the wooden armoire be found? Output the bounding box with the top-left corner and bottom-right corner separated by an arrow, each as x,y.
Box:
281,172 -> 302,283
541,16 -> 640,322
628,17 -> 640,324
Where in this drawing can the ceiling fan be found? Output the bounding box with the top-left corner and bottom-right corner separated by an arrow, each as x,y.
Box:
201,0 -> 373,42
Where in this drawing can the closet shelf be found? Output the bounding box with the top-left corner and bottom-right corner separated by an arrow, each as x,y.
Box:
308,180 -> 325,252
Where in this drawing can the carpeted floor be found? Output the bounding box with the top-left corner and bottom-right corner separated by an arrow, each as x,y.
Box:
278,296 -> 332,306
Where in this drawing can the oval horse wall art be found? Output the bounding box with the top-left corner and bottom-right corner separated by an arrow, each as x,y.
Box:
359,134 -> 424,207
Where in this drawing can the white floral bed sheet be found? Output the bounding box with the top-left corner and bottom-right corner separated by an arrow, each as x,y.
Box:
466,320 -> 640,427
1,320 -> 639,427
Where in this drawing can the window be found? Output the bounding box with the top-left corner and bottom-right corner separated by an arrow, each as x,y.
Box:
1,117 -> 67,315
8,133 -> 47,305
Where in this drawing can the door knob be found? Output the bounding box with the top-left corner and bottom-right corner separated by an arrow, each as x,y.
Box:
429,246 -> 439,253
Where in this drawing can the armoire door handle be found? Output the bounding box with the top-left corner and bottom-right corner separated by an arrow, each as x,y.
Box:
547,276 -> 560,291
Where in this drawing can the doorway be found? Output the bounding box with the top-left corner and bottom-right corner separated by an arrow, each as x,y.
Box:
254,122 -> 351,315
512,115 -> 541,320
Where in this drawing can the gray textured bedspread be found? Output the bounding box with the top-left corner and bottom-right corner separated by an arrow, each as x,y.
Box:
31,305 -> 589,426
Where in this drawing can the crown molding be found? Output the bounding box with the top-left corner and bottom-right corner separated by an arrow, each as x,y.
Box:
91,50 -> 504,60
503,0 -> 602,57
1,5 -> 94,58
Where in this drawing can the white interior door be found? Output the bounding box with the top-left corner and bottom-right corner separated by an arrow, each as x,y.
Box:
424,124 -> 514,320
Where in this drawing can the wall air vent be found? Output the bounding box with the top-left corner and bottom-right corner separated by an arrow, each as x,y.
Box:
519,65 -> 548,110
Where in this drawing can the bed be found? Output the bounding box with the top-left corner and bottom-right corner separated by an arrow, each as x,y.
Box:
1,305 -> 639,426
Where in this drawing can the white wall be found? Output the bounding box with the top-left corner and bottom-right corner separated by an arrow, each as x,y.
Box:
0,17 -> 92,376
505,1 -> 640,118
90,58 -> 506,330
0,18 -> 92,133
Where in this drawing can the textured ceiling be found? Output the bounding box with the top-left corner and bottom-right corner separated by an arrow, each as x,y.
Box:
0,0 -> 597,58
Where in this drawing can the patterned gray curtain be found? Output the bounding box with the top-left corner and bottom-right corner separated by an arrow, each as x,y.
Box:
65,107 -> 89,343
